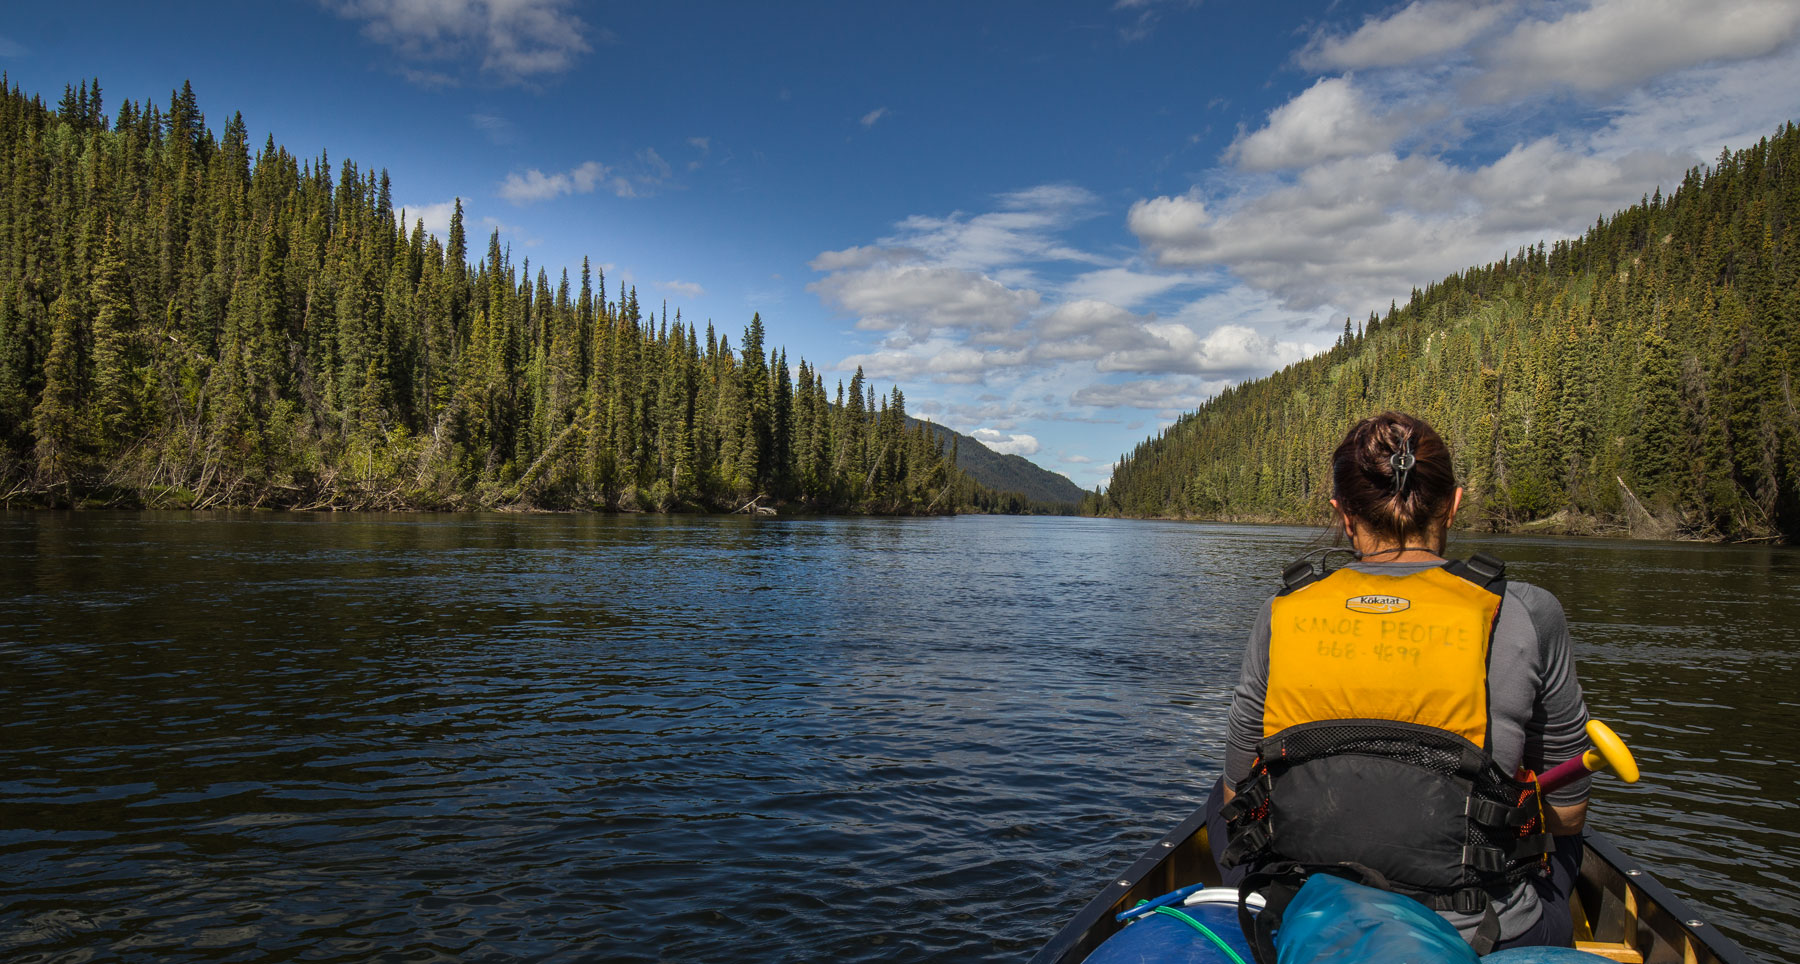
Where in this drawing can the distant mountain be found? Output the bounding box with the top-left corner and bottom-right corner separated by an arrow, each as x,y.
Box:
911,420 -> 1089,508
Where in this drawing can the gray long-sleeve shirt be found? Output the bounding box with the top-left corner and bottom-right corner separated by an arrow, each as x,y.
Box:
1224,560 -> 1592,940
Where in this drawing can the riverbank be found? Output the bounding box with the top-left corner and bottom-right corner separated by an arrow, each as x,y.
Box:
1087,506 -> 1784,545
0,482 -> 960,517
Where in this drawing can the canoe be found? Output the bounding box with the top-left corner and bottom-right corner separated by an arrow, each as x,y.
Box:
1030,805 -> 1756,964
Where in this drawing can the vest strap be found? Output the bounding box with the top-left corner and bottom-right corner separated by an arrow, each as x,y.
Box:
1220,773 -> 1269,822
1462,834 -> 1552,875
1221,821 -> 1272,868
1470,906 -> 1502,956
1465,796 -> 1538,827
1457,745 -> 1487,779
1280,559 -> 1320,593
1445,551 -> 1506,589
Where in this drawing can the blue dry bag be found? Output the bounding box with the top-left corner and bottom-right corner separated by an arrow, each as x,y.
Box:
1272,874 -> 1613,964
1273,873 -> 1474,964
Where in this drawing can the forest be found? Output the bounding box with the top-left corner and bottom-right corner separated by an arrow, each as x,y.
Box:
1095,121 -> 1800,543
0,77 -> 993,514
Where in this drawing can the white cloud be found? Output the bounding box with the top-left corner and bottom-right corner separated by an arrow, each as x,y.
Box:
971,428 -> 1040,456
1479,0 -> 1800,100
838,340 -> 1031,386
1038,300 -> 1142,343
1298,1 -> 1509,71
469,112 -> 515,144
811,262 -> 1042,341
397,66 -> 459,88
638,148 -> 672,182
1140,0 -> 1800,315
1227,77 -> 1405,171
657,280 -> 705,299
809,245 -> 922,272
818,5 -> 1800,482
1132,141 -> 1687,311
888,186 -> 1101,271
1589,44 -> 1800,160
1061,267 -> 1201,308
1096,323 -> 1315,376
860,106 -> 889,128
396,199 -> 460,239
328,0 -> 592,82
1071,377 -> 1230,415
498,160 -> 609,203
814,183 -> 1329,415
498,150 -> 677,204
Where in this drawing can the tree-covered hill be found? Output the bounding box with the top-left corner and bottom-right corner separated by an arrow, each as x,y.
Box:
1095,122 -> 1800,543
0,77 -> 963,514
911,418 -> 1088,512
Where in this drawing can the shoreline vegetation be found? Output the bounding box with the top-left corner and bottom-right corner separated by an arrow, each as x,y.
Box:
1088,121 -> 1800,546
0,77 -> 1080,518
1095,503 -> 1728,545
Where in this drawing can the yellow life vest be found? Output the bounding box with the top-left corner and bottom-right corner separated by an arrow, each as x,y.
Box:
1221,554 -> 1550,933
1264,564 -> 1502,747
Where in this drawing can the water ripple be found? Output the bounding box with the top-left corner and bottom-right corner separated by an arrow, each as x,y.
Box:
1,514 -> 1794,962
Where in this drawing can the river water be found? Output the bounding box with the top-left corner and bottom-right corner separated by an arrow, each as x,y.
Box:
1,513 -> 1795,963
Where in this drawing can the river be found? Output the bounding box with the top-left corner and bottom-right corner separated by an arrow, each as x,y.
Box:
1,513 -> 1795,962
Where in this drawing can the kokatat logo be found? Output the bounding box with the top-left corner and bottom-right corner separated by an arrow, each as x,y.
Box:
1346,594 -> 1410,614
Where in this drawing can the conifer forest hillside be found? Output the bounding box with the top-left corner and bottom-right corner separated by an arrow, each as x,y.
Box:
1096,122 -> 1800,543
0,78 -> 980,514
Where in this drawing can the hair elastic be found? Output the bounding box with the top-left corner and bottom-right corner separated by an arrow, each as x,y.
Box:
1389,437 -> 1415,494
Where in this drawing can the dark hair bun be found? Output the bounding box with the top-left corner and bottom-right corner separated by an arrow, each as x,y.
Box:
1331,412 -> 1457,546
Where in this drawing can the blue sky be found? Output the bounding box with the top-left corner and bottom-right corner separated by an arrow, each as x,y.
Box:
5,2 -> 1799,489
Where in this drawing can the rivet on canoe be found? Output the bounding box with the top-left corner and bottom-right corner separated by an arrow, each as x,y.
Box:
1626,869 -> 1641,876
1118,880 -> 1131,887
1161,842 -> 1174,848
1687,920 -> 1704,928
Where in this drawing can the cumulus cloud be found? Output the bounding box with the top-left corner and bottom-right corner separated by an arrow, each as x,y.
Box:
499,160 -> 609,203
657,280 -> 705,299
971,429 -> 1040,456
1097,323 -> 1315,376
1227,77 -> 1406,171
1071,377 -> 1231,414
1479,0 -> 1800,100
1061,267 -> 1200,308
887,185 -> 1102,271
1133,140 -> 1688,310
1588,43 -> 1800,160
812,180 -> 1326,425
1297,1 -> 1509,71
837,340 -> 1032,386
860,106 -> 889,127
813,0 -> 1800,485
811,262 -> 1041,341
499,150 -> 677,204
396,199 -> 461,239
327,0 -> 593,82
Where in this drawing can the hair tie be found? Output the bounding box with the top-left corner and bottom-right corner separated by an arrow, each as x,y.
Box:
1389,437 -> 1415,494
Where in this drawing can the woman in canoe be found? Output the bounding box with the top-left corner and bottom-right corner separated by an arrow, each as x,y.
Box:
1212,411 -> 1592,952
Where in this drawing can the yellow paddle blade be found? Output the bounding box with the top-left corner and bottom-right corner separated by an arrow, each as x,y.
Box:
1580,719 -> 1640,783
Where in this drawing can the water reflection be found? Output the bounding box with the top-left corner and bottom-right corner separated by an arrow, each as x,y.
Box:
0,514 -> 1794,962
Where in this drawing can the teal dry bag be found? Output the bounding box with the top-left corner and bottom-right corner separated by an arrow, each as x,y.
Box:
1273,873 -> 1473,964
1272,874 -> 1612,964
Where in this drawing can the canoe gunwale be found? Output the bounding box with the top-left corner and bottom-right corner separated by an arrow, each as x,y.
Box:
1027,805 -> 1216,964
1577,831 -> 1757,964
